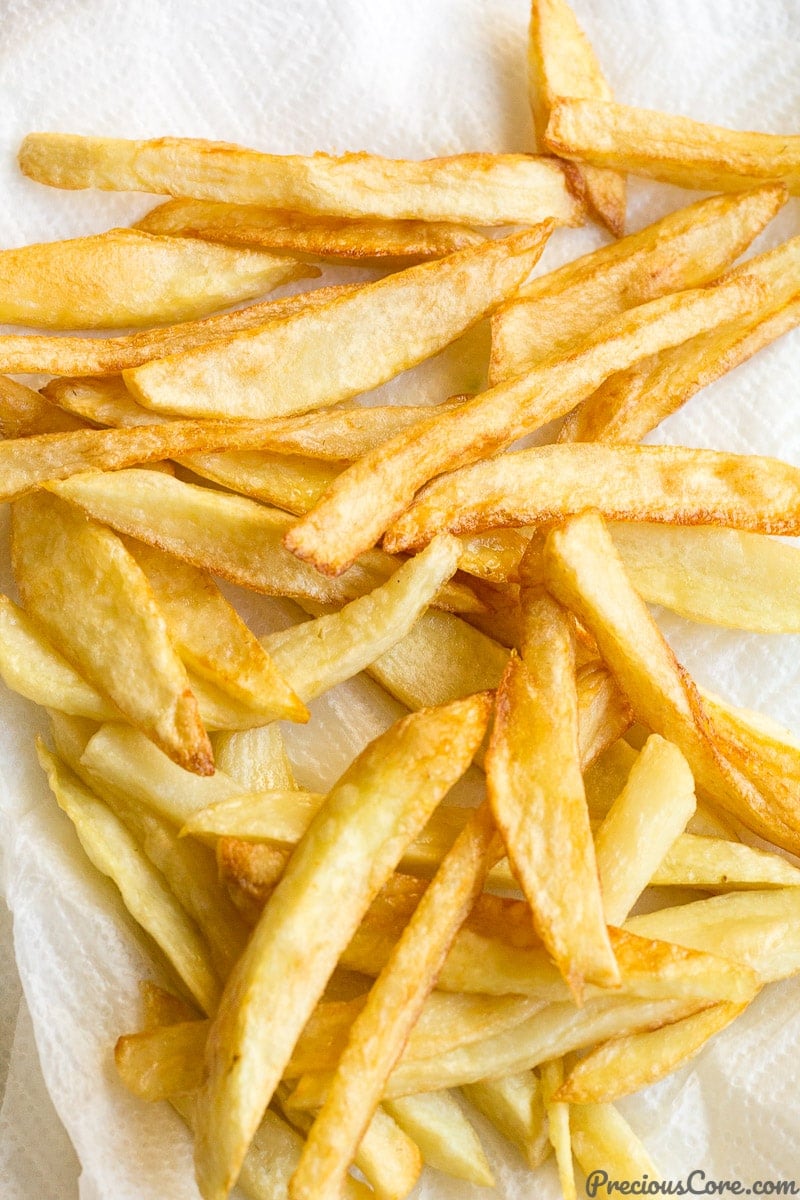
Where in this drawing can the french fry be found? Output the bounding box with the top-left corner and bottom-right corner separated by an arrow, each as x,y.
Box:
488,185 -> 784,384
213,724 -> 297,792
462,1071 -> 550,1169
594,734 -> 696,925
540,1059 -> 577,1200
0,374 -> 85,436
383,1092 -> 493,1186
12,493 -> 213,775
287,274 -> 763,573
545,97 -> 800,193
528,0 -> 626,236
139,980 -> 199,1028
557,1001 -> 749,1105
0,283 -> 359,376
570,1103 -> 661,1182
124,226 -> 554,420
0,228 -> 310,329
125,540 -> 305,719
193,695 -> 491,1200
651,833 -> 800,890
20,133 -> 584,225
116,1020 -> 207,1100
137,197 -> 486,260
389,443 -> 800,551
37,744 -> 221,1014
288,800 -> 501,1200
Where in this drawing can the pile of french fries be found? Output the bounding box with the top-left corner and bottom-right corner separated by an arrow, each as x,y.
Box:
5,0 -> 800,1196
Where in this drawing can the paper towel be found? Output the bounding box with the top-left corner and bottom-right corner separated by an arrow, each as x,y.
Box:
2,0 -> 800,1196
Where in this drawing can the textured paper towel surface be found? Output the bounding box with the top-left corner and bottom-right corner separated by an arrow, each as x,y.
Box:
2,0 -> 800,1197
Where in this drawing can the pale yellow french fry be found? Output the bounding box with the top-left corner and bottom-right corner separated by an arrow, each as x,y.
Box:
12,492 -> 213,775
540,1059 -> 576,1200
529,0 -> 626,235
193,695 -> 491,1200
545,97 -> 800,193
383,1093 -> 493,1187
20,133 -> 583,226
212,724 -> 296,792
137,197 -> 485,260
557,1001 -> 749,1105
0,374 -> 85,436
594,734 -> 696,925
124,225 -> 553,420
570,1103 -> 661,1182
488,185 -> 784,384
462,1071 -> 550,1169
37,744 -> 220,1014
286,274 -> 762,574
701,690 -> 800,785
652,833 -> 800,891
0,228 -> 310,329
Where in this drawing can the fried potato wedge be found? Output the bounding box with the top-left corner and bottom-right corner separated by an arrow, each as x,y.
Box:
563,235 -> 800,443
462,1071 -> 550,1170
193,695 -> 491,1200
12,493 -> 213,774
125,540 -> 305,719
0,228 -> 310,330
37,745 -> 220,1014
486,594 -> 619,998
384,1092 -> 492,1186
287,274 -> 762,573
542,514 -> 800,854
594,734 -> 696,925
20,133 -> 584,225
0,374 -> 85,436
529,0 -> 626,236
389,443 -> 800,550
137,197 -> 485,261
489,185 -> 784,384
545,97 -> 800,193
124,226 -> 553,420
0,283 -> 359,375
570,1103 -> 661,1181
557,1001 -> 748,1105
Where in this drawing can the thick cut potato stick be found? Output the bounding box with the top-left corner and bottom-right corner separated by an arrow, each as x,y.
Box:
651,832 -> 800,890
557,1001 -> 748,1105
286,274 -> 762,573
0,374 -> 85,437
542,514 -> 800,854
462,1072 -> 550,1169
288,801 -> 501,1200
125,540 -> 305,719
383,1093 -> 493,1186
391,442 -> 800,549
562,234 -> 800,444
529,0 -> 626,236
49,470 -> 476,613
193,695 -> 491,1200
137,197 -> 486,260
594,735 -> 696,925
487,595 -> 619,998
570,1103 -> 661,1182
124,226 -> 553,420
545,97 -> 800,193
12,493 -> 213,775
116,1020 -> 207,1099
0,283 -> 359,376
611,523 -> 800,634
20,134 -> 584,226
37,745 -> 220,1014
0,228 -> 309,330
489,185 -> 784,384
213,724 -> 296,792
540,1059 -> 576,1200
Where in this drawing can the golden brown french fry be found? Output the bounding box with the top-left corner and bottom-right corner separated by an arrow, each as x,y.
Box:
383,1092 -> 493,1186
288,800 -> 501,1200
542,513 -> 800,855
488,185 -> 784,384
116,1020 -> 206,1100
545,97 -> 800,193
193,694 -> 491,1200
389,443 -> 800,551
594,734 -> 696,925
462,1071 -> 550,1169
124,226 -> 553,420
0,283 -> 359,375
286,274 -> 762,574
12,493 -> 213,775
528,0 -> 626,235
0,374 -> 85,436
486,591 -> 619,998
125,540 -> 305,720
0,228 -> 310,329
557,1001 -> 749,1104
20,133 -> 584,225
540,1059 -> 576,1200
570,1103 -> 661,1182
37,745 -> 221,1014
137,197 -> 486,260
139,980 -> 199,1028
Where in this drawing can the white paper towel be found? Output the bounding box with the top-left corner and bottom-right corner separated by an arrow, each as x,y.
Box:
1,0 -> 800,1196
